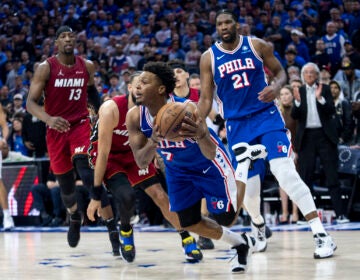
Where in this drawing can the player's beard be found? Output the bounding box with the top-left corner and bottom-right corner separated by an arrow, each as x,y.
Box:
221,31 -> 237,44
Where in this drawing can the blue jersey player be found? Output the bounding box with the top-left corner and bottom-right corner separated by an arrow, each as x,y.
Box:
197,9 -> 336,259
126,61 -> 267,273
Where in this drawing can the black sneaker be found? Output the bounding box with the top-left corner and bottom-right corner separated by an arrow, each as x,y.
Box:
49,217 -> 64,227
41,214 -> 53,226
231,233 -> 255,273
67,211 -> 82,248
198,236 -> 215,250
109,230 -> 120,256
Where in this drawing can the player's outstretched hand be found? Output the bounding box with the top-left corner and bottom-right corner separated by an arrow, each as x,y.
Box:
87,199 -> 101,222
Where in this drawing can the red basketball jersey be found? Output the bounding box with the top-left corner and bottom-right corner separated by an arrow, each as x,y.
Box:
169,87 -> 199,103
45,56 -> 89,124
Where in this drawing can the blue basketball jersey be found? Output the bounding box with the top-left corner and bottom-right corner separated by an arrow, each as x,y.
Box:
210,36 -> 272,119
138,97 -> 238,213
322,34 -> 342,64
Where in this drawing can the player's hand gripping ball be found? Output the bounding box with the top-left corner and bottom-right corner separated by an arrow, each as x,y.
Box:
155,102 -> 196,142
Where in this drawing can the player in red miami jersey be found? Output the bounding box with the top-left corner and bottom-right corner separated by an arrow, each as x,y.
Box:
87,72 -> 203,263
26,26 -> 117,251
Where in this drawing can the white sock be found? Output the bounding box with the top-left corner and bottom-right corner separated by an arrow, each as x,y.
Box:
235,159 -> 250,183
308,217 -> 326,235
219,226 -> 246,246
3,209 -> 10,217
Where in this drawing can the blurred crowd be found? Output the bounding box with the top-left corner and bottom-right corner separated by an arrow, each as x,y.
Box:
1,0 -> 360,226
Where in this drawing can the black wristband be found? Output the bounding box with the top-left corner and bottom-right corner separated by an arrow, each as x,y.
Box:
91,185 -> 104,200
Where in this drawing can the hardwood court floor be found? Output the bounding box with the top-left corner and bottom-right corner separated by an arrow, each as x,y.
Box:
1,224 -> 360,280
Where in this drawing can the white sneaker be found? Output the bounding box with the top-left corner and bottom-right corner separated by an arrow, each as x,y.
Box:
232,142 -> 268,163
251,222 -> 267,252
3,215 -> 14,231
231,233 -> 255,273
313,233 -> 337,259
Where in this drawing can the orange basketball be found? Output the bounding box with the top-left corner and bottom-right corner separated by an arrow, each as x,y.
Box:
155,102 -> 196,142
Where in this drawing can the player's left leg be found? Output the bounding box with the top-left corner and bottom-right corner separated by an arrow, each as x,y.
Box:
140,179 -> 203,263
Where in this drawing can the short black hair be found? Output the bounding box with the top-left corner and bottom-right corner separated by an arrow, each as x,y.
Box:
143,61 -> 176,96
167,59 -> 187,72
215,9 -> 237,22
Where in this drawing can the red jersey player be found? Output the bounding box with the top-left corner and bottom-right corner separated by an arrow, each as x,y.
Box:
26,26 -> 117,252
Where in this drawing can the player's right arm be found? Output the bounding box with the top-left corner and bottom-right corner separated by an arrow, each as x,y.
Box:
126,107 -> 158,169
198,50 -> 215,119
26,61 -> 70,132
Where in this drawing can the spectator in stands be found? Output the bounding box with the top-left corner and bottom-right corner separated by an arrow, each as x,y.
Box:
9,117 -> 29,156
4,61 -> 17,91
181,22 -> 203,52
288,29 -> 310,62
118,69 -> 133,96
322,21 -> 346,75
343,40 -> 360,70
304,24 -> 320,58
282,6 -> 302,36
31,171 -> 65,227
263,15 -> 287,57
107,73 -> 122,97
127,33 -> 145,67
287,65 -> 301,82
311,39 -> 332,72
278,85 -> 299,224
108,43 -> 135,75
168,40 -> 186,61
283,48 -> 304,81
8,75 -> 28,100
330,80 -> 354,145
333,57 -> 360,102
291,62 -> 349,224
0,85 -> 11,107
319,66 -> 332,85
155,17 -> 172,50
184,40 -> 201,75
93,26 -> 110,50
10,94 -> 26,118
298,0 -> 318,29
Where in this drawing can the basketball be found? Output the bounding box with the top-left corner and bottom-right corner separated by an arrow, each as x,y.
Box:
155,102 -> 196,142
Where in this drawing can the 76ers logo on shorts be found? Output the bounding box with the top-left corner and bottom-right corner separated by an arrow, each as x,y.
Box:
277,141 -> 288,154
211,197 -> 225,210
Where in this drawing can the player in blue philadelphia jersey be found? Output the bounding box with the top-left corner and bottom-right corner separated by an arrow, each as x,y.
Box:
126,61 -> 267,273
197,9 -> 336,259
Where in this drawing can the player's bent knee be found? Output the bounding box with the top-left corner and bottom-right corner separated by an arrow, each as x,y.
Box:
212,206 -> 236,227
177,201 -> 202,228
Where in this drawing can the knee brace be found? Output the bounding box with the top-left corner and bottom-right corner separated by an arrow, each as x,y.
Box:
269,157 -> 316,215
